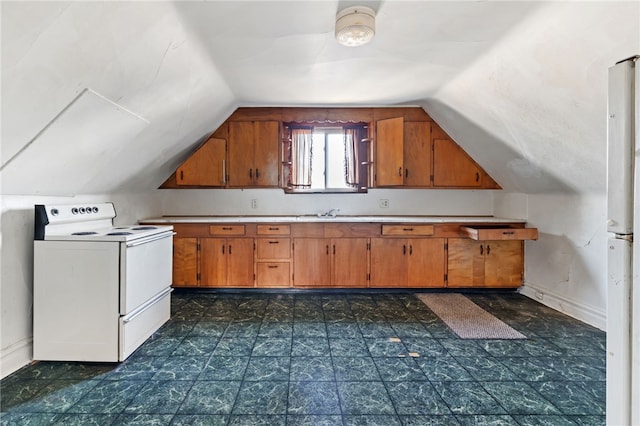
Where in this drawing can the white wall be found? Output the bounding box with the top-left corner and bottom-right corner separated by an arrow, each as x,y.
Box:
1,1 -> 237,196
0,193 -> 163,379
495,192 -> 607,330
427,2 -> 638,194
158,188 -> 495,217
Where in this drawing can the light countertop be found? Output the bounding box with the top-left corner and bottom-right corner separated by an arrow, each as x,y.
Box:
140,215 -> 527,224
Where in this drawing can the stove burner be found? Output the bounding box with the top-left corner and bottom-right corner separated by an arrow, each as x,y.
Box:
71,231 -> 98,236
132,226 -> 157,230
106,231 -> 133,236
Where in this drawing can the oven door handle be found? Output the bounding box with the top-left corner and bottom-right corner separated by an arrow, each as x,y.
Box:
122,288 -> 173,324
126,232 -> 176,248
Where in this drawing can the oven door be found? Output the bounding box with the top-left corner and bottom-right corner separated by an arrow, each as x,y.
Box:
120,231 -> 173,315
119,287 -> 171,360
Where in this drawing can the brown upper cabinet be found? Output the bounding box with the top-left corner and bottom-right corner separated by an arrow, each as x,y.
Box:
176,137 -> 226,187
431,123 -> 499,189
228,121 -> 279,187
374,117 -> 499,189
375,117 -> 405,186
375,117 -> 432,187
160,107 -> 500,190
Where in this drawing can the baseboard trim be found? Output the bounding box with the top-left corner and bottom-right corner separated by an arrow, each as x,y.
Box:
519,283 -> 606,331
1,338 -> 33,379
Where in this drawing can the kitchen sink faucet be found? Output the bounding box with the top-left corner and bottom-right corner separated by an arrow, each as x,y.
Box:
319,208 -> 341,217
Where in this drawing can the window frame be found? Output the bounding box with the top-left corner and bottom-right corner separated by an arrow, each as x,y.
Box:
282,121 -> 370,194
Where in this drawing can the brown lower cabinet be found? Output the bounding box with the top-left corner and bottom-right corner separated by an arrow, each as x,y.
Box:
200,238 -> 254,287
292,238 -> 368,287
370,238 -> 446,287
172,237 -> 198,287
255,236 -> 291,287
172,224 -> 256,287
447,238 -> 523,288
170,222 -> 531,289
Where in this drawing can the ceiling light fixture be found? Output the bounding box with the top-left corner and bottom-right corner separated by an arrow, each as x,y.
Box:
335,6 -> 376,47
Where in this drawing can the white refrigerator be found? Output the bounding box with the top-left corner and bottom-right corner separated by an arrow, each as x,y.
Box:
607,55 -> 640,426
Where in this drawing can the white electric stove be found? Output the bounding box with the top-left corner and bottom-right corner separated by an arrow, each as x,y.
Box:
33,202 -> 174,362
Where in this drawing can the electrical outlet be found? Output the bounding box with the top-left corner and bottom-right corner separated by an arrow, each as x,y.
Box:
379,199 -> 389,208
251,199 -> 257,209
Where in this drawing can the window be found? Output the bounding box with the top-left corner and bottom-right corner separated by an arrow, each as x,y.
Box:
283,123 -> 369,193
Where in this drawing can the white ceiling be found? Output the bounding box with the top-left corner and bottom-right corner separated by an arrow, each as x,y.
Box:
1,1 -> 638,195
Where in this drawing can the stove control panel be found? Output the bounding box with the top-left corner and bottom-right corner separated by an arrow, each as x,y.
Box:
35,202 -> 117,227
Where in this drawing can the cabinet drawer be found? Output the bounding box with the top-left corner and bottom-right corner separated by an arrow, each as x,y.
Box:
209,225 -> 246,236
257,224 -> 291,235
256,238 -> 291,259
382,224 -> 434,236
256,262 -> 290,287
461,226 -> 538,241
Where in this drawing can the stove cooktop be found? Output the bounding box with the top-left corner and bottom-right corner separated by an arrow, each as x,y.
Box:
45,225 -> 174,242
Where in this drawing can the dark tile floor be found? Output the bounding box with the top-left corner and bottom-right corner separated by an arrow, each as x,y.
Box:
1,291 -> 606,425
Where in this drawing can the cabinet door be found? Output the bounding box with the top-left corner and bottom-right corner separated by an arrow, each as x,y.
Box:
253,121 -> 279,187
200,238 -> 227,287
484,240 -> 523,287
370,238 -> 407,287
332,238 -> 369,287
375,117 -> 404,186
293,238 -> 330,287
227,238 -> 255,287
172,237 -> 198,287
176,137 -> 226,186
407,238 -> 445,287
403,122 -> 432,187
433,138 -> 483,187
228,121 -> 255,187
447,238 -> 484,287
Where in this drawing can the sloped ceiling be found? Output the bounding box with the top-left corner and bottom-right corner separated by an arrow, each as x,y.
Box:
1,1 -> 638,195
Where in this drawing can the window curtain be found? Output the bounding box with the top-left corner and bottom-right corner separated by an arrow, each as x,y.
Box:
290,128 -> 313,187
344,127 -> 359,187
